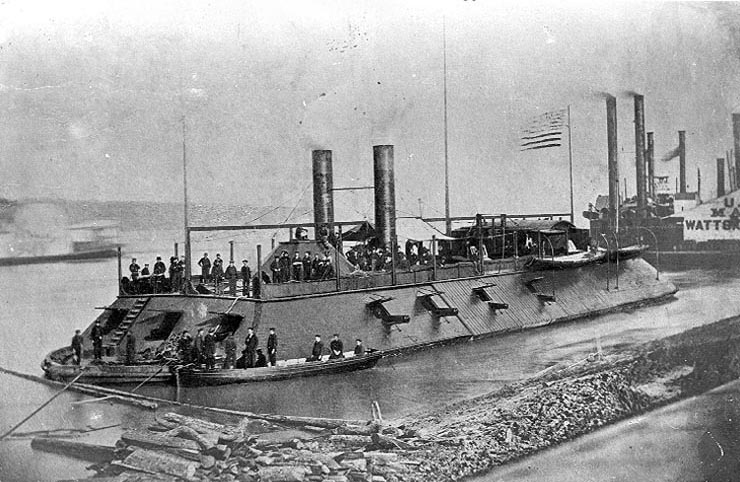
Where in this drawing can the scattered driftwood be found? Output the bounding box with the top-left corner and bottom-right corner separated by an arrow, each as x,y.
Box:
30,437 -> 117,463
371,432 -> 415,450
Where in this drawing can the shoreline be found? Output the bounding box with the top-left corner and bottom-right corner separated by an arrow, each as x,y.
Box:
32,314 -> 740,481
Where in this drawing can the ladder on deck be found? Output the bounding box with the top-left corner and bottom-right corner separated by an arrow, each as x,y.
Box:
108,297 -> 149,347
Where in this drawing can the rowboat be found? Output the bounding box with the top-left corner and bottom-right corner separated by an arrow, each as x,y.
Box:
41,346 -> 173,385
528,249 -> 607,270
173,352 -> 383,386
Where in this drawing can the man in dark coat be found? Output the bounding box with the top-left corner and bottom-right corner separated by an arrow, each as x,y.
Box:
204,328 -> 216,370
168,257 -> 179,291
254,349 -> 267,368
329,333 -> 344,359
291,252 -> 302,281
225,260 -> 238,296
91,321 -> 103,360
153,256 -> 166,292
269,257 -> 280,283
129,258 -> 140,281
124,331 -> 137,365
311,254 -> 321,279
71,329 -> 84,365
302,251 -> 312,280
198,252 -> 211,283
240,260 -> 251,296
223,334 -> 237,368
140,264 -> 150,276
266,327 -> 278,366
307,335 -> 323,362
354,338 -> 365,356
278,251 -> 291,283
243,327 -> 258,369
178,330 -> 192,363
193,328 -> 205,366
211,254 -> 224,292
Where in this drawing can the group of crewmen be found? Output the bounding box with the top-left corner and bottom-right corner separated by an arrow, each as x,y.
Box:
174,328 -> 366,370
126,253 -> 254,296
345,240 -> 435,273
70,320 -> 137,365
269,250 -> 335,283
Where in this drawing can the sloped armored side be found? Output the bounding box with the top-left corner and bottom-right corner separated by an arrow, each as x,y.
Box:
248,286 -> 474,360
437,258 -> 675,337
78,297 -> 140,356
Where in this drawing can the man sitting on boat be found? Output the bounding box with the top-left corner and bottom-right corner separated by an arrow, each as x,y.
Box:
354,338 -> 365,356
254,348 -> 268,368
329,333 -> 344,359
306,334 -> 324,362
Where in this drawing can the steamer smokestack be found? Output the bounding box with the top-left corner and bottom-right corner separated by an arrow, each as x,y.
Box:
647,132 -> 655,199
733,114 -> 740,189
606,96 -> 619,226
373,145 -> 396,249
634,95 -> 647,216
312,150 -> 334,238
678,130 -> 686,194
717,157 -> 726,197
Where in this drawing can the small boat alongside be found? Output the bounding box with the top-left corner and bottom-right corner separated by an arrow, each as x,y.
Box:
174,352 -> 383,386
607,244 -> 649,261
41,347 -> 173,385
528,249 -> 606,270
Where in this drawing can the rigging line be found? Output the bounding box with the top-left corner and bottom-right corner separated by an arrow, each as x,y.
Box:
272,182 -> 312,239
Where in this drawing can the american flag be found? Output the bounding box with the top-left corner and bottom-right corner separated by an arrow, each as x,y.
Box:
519,108 -> 567,151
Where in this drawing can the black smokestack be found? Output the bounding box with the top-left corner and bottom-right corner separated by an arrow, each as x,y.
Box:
634,95 -> 647,216
373,145 -> 396,249
606,96 -> 619,226
647,132 -> 655,199
312,150 -> 334,238
679,130 -> 686,194
717,157 -> 726,197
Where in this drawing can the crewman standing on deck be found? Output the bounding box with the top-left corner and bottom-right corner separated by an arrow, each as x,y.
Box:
193,328 -> 205,366
212,254 -> 224,292
243,327 -> 258,368
178,330 -> 192,363
266,327 -> 278,366
291,252 -> 302,280
223,333 -> 237,369
71,329 -> 83,365
91,321 -> 103,360
241,260 -> 251,296
302,251 -> 312,280
129,258 -> 140,281
204,328 -> 216,370
225,261 -> 238,295
124,331 -> 137,365
198,252 -> 211,283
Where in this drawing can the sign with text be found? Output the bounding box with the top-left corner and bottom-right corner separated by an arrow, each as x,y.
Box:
683,191 -> 740,241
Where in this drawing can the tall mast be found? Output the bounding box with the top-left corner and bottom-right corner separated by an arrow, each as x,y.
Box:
443,16 -> 451,235
182,116 -> 192,280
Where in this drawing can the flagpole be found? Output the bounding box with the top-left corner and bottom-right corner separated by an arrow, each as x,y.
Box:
443,15 -> 451,235
567,105 -> 574,223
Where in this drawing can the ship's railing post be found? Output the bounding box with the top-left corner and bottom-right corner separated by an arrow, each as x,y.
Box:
599,233 -> 610,291
638,226 -> 660,280
431,235 -> 438,281
541,235 -> 556,299
514,231 -> 519,270
390,235 -> 397,286
174,242 -> 178,259
499,214 -> 506,274
117,246 -> 123,295
610,231 -> 619,290
256,244 -> 262,299
335,237 -> 341,292
229,240 -> 234,264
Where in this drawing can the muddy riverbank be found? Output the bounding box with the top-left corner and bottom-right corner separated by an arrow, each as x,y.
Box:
40,314 -> 740,482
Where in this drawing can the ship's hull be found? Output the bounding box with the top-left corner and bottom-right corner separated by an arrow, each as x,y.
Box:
41,258 -> 677,386
175,353 -> 382,386
642,249 -> 740,271
0,248 -> 118,267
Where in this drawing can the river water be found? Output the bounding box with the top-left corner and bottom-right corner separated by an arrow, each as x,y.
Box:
0,247 -> 738,481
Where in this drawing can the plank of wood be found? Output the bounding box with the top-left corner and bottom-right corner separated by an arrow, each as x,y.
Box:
121,448 -> 197,480
121,430 -> 201,452
30,437 -> 117,463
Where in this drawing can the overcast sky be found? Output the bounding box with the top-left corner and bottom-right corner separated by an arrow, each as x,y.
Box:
2,0 -> 740,226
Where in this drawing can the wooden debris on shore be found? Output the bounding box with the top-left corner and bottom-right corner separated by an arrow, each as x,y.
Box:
70,410 -> 421,482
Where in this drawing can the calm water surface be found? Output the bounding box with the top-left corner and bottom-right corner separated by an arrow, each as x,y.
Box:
0,253 -> 737,481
